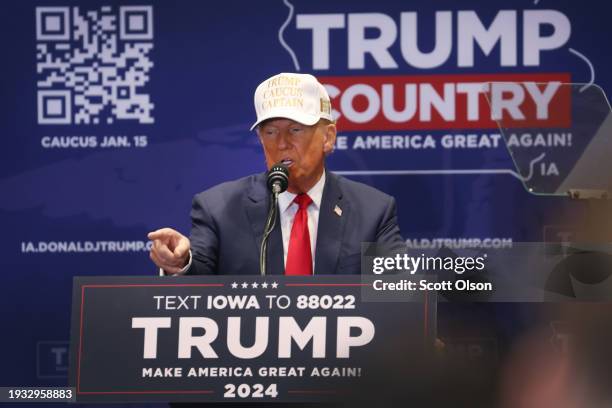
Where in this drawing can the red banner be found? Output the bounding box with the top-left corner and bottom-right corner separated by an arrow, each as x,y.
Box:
320,73 -> 572,131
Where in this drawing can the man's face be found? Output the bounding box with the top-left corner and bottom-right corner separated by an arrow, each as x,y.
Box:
257,118 -> 336,193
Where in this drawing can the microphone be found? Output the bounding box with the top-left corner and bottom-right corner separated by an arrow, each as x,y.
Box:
267,163 -> 289,194
260,162 -> 290,276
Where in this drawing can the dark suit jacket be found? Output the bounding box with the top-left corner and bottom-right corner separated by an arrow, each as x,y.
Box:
187,171 -> 404,275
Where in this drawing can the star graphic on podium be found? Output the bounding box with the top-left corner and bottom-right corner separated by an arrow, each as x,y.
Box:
271,281 -> 279,289
261,282 -> 269,289
231,282 -> 238,289
251,282 -> 259,289
241,282 -> 248,289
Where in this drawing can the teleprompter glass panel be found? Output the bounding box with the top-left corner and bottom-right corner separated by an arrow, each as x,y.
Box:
484,82 -> 611,196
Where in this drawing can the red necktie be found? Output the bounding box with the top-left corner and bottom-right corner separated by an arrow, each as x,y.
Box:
285,194 -> 313,275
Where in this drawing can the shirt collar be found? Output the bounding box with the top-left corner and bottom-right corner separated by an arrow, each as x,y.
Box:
278,170 -> 326,213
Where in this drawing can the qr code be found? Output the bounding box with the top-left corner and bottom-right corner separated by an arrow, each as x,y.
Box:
36,6 -> 154,125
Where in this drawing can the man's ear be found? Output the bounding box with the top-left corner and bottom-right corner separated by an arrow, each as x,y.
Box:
322,123 -> 337,155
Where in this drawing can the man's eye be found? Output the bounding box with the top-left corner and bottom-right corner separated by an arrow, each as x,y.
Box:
290,127 -> 303,133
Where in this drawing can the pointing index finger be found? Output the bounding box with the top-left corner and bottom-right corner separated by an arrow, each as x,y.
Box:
148,228 -> 174,242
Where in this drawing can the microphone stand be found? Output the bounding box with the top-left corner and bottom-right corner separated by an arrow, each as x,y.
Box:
260,183 -> 281,276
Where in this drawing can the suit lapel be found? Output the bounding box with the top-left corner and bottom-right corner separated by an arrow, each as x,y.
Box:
244,174 -> 284,275
267,212 -> 284,275
314,172 -> 347,274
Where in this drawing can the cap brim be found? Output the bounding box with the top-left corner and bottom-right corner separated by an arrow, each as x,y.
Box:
250,111 -> 320,131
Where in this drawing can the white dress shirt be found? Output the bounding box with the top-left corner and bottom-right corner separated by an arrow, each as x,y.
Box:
162,171 -> 326,276
277,170 -> 325,270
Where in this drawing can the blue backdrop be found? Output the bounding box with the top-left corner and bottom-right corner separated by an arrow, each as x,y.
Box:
1,0 -> 611,390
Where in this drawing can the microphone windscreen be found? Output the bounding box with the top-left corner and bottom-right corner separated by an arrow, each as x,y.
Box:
267,162 -> 289,193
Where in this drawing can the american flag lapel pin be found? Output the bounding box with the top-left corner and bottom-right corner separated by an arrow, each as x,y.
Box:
334,205 -> 343,217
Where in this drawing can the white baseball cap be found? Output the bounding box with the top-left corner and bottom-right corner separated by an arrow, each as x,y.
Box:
250,72 -> 333,131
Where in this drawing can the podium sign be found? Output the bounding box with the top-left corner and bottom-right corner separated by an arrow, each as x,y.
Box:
69,275 -> 433,403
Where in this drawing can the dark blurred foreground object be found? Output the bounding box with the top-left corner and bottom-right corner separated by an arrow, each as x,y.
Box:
546,250 -> 612,299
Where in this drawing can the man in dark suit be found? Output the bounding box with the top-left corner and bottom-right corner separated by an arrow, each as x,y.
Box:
148,73 -> 404,275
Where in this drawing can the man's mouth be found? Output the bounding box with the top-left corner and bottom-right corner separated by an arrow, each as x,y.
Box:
280,158 -> 294,167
